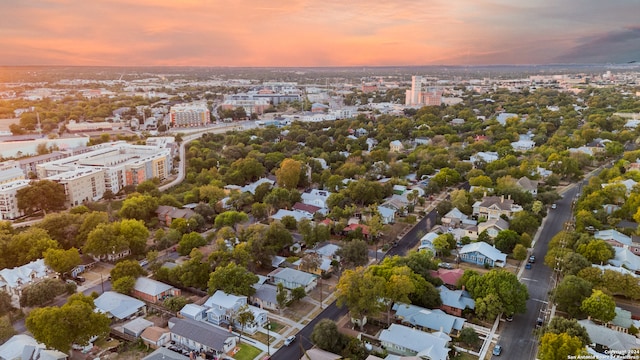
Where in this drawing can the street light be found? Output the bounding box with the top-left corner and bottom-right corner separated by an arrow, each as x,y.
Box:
267,320 -> 271,356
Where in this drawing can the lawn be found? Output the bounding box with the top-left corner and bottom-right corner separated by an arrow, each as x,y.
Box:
233,342 -> 262,360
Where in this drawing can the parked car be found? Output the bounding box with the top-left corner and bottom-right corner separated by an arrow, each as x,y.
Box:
492,344 -> 502,356
284,335 -> 296,346
528,255 -> 536,263
536,318 -> 544,328
551,203 -> 557,209
525,262 -> 532,269
505,314 -> 513,322
438,262 -> 453,269
74,276 -> 86,284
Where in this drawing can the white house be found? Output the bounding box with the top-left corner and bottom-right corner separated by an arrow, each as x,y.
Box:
470,151 -> 499,165
378,324 -> 450,359
301,189 -> 332,209
94,291 -> 146,321
0,259 -> 51,298
0,334 -> 67,360
268,267 -> 318,293
203,290 -> 268,334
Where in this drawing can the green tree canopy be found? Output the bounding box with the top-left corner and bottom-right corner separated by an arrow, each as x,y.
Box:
581,289 -> 616,323
538,332 -> 587,360
110,260 -> 147,283
26,293 -> 110,353
311,319 -> 348,355
207,262 -> 259,296
465,269 -> 529,320
43,247 -> 81,275
16,180 -> 67,215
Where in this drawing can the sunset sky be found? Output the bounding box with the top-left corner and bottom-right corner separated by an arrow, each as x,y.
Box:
1,0 -> 639,67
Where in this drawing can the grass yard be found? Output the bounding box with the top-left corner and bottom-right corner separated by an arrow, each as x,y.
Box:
232,343 -> 262,360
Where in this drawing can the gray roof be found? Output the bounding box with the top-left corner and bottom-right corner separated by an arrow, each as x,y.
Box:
579,320 -> 640,350
379,324 -> 450,360
123,317 -> 153,335
169,317 -> 234,351
252,283 -> 278,304
179,303 -> 206,318
142,347 -> 189,360
94,291 -> 145,320
459,242 -> 507,263
392,303 -> 466,334
134,277 -> 174,296
437,286 -> 475,310
269,267 -> 318,287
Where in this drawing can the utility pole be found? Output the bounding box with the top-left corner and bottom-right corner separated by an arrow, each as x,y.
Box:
267,320 -> 271,356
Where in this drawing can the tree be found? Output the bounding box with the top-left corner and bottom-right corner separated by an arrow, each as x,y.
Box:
177,232 -> 207,256
337,239 -> 369,268
276,283 -> 288,311
0,315 -> 15,344
311,319 -> 348,354
576,239 -> 614,264
458,327 -> 479,346
118,193 -> 159,223
75,211 -> 109,248
433,234 -> 453,257
275,158 -> 302,189
207,263 -> 259,296
291,287 -> 306,302
110,260 -> 146,282
538,333 -> 587,360
553,276 -> 600,317
7,227 -> 59,268
465,269 -> 529,320
37,212 -> 84,249
112,276 -> 136,294
494,230 -> 521,254
513,244 -> 528,262
43,248 -> 81,276
0,291 -> 14,317
336,267 -> 386,330
163,296 -> 190,312
16,180 -> 66,215
20,279 -> 69,308
581,289 -> 616,323
214,211 -> 249,231
234,304 -> 255,344
544,317 -> 591,346
26,293 -> 110,353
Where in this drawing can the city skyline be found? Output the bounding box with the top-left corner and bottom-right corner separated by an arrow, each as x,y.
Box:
1,0 -> 639,67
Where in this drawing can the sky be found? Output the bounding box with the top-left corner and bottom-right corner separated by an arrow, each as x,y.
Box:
1,0 -> 639,67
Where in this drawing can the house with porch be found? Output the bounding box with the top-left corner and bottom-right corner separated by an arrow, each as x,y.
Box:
472,195 -> 523,220
156,206 -> 197,227
268,267 -> 318,293
203,290 -> 268,334
250,282 -> 281,311
437,286 -> 476,317
392,303 -> 466,336
516,176 -> 538,195
595,229 -> 635,252
132,277 -> 181,303
458,242 -> 507,268
0,258 -> 51,299
168,317 -> 236,356
477,218 -> 510,239
94,291 -> 146,321
378,324 -> 450,359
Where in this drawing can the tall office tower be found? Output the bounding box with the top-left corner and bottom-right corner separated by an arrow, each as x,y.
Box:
405,76 -> 424,105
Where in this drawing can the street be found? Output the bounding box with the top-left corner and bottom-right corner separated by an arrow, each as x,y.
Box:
492,183 -> 581,360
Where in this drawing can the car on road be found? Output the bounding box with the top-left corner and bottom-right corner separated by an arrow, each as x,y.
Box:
438,262 -> 453,269
551,203 -> 557,209
525,262 -> 532,269
536,318 -> 544,328
528,255 -> 536,263
284,335 -> 296,346
505,314 -> 513,322
492,344 -> 502,356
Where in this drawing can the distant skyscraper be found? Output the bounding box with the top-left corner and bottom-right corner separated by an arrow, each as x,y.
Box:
405,75 -> 441,106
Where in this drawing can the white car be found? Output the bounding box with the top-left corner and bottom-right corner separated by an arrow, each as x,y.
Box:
284,335 -> 296,346
551,203 -> 557,209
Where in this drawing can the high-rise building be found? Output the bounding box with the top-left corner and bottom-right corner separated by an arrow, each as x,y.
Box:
169,103 -> 210,127
405,76 -> 442,106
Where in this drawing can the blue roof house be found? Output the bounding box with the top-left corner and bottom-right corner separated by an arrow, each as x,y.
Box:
458,242 -> 507,267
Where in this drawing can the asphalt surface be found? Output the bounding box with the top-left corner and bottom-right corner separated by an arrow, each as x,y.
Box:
492,183 -> 582,360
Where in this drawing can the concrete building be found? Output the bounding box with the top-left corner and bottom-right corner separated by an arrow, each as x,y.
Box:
169,102 -> 210,127
220,98 -> 270,117
405,76 -> 442,106
0,179 -> 30,219
47,167 -> 106,206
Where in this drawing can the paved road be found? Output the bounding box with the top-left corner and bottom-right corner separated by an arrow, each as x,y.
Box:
492,183 -> 582,360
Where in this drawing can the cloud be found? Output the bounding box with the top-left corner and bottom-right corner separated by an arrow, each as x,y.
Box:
555,26 -> 640,63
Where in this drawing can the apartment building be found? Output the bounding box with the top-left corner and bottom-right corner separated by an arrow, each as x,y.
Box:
169,103 -> 210,127
47,167 -> 106,206
0,161 -> 26,184
0,180 -> 30,219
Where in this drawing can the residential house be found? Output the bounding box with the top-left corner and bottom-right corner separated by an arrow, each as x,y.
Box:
511,134 -> 536,151
477,218 -> 510,239
381,194 -> 411,216
392,303 -> 466,336
450,118 -> 465,126
94,291 -> 146,321
203,290 -> 268,334
441,207 -> 475,228
601,179 -> 638,196
437,286 -> 476,317
377,205 -> 397,224
268,267 -> 318,293
270,209 -> 313,222
595,229 -> 634,251
390,140 -> 404,153
378,324 -> 450,360
0,334 -> 67,360
168,317 -> 236,356
414,137 -> 431,146
430,268 -> 465,289
470,151 -> 499,165
516,177 -> 538,195
609,247 -> 640,274
132,277 -> 181,303
0,258 -> 51,298
342,223 -> 370,239
250,282 -> 281,311
472,195 -> 523,220
458,242 -> 507,268
418,232 -> 439,253
301,348 -> 342,360
122,317 -> 154,338
179,304 -> 207,321
300,189 -> 332,210
304,243 -> 341,274
240,177 -> 275,195
141,347 -> 187,360
496,112 -> 518,125
578,319 -> 640,355
156,205 -> 196,226
292,202 -> 323,217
